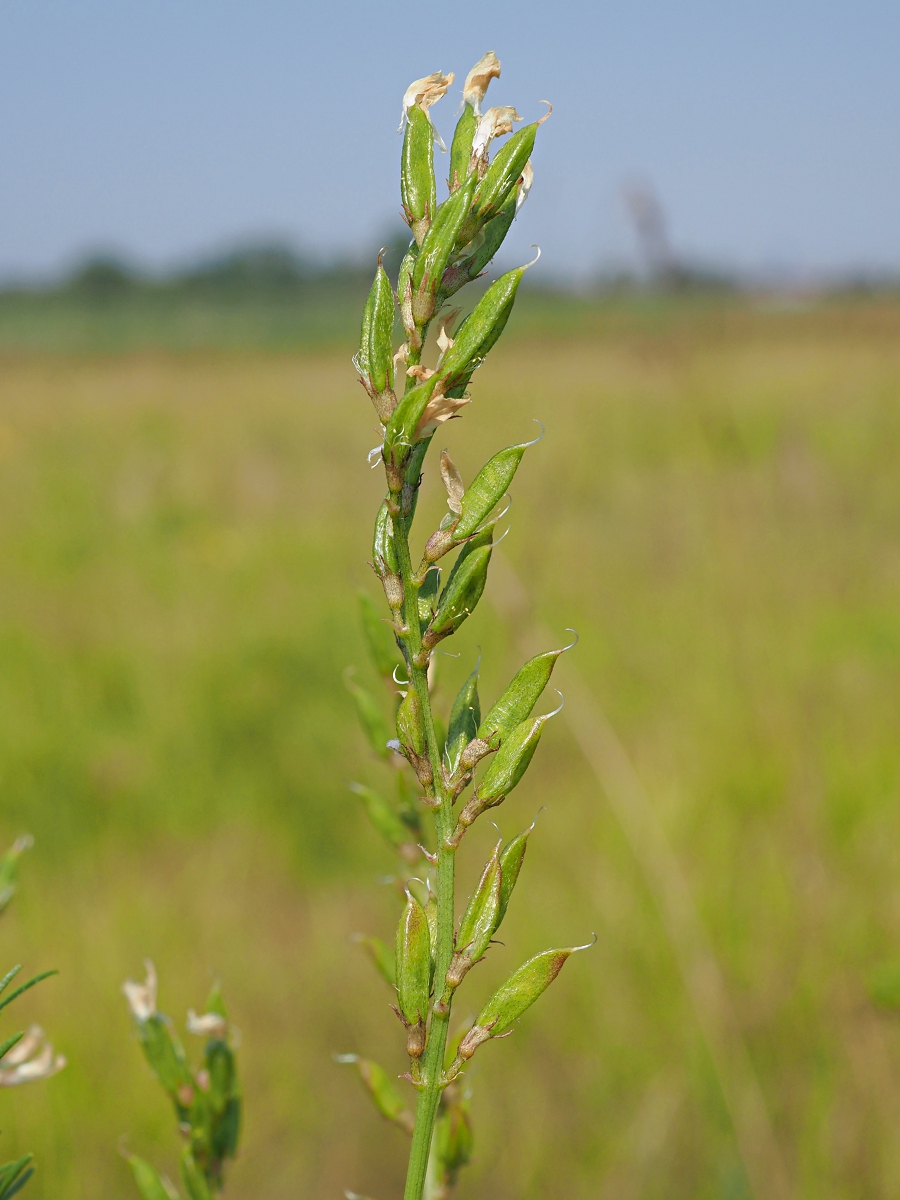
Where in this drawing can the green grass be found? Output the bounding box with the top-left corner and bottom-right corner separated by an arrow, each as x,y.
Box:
0,294 -> 899,1197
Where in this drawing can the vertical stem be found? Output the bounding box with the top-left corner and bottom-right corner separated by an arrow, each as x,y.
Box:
389,493 -> 455,1200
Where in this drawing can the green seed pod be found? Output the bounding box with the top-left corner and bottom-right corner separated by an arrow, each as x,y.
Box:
454,432 -> 537,540
338,1055 -> 415,1134
439,188 -> 519,300
345,675 -> 392,760
358,590 -> 400,679
128,1155 -> 178,1200
455,841 -> 502,962
138,1014 -> 193,1098
477,944 -> 583,1035
417,566 -> 441,629
395,889 -> 432,1031
383,374 -> 439,457
350,784 -> 414,854
396,688 -> 426,759
411,173 -> 477,326
0,836 -> 30,916
478,642 -> 570,746
437,266 -> 526,398
402,105 -> 437,245
497,820 -> 535,925
445,663 -> 481,774
476,711 -> 549,806
449,103 -> 477,190
373,501 -> 399,575
355,934 -> 396,988
424,544 -> 492,648
472,120 -> 539,226
179,1151 -> 212,1200
357,257 -> 396,421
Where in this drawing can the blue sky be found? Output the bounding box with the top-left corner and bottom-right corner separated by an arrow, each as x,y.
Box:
1,0 -> 897,281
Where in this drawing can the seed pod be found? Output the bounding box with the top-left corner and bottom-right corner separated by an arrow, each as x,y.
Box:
423,544 -> 492,649
445,664 -> 481,774
417,566 -> 441,629
472,120 -> 540,225
358,590 -> 400,680
454,435 -> 534,539
395,890 -> 431,1034
339,1055 -> 415,1135
128,1156 -> 178,1200
345,675 -> 392,760
402,104 -> 437,246
355,934 -> 396,988
411,173 -> 477,326
350,784 -> 415,855
475,711 -> 550,806
477,944 -> 584,1035
398,244 -> 419,344
383,374 -> 439,457
440,188 -> 520,300
478,645 -> 568,746
449,842 -> 502,985
373,501 -> 399,575
396,688 -> 426,759
449,103 -> 477,190
137,1013 -> 193,1098
180,1150 -> 212,1200
357,257 -> 396,420
497,820 -> 534,925
437,266 -> 526,398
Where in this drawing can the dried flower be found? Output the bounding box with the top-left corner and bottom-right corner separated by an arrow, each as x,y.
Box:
186,1010 -> 228,1040
463,51 -> 501,114
471,106 -> 522,161
400,71 -> 455,125
0,1025 -> 65,1086
122,960 -> 157,1022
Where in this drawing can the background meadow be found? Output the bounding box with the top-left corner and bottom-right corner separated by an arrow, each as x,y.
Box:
0,288 -> 899,1197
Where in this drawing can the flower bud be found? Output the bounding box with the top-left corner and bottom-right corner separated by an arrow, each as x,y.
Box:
462,51 -> 501,115
447,841 -> 502,987
423,544 -> 492,651
478,645 -> 568,746
358,590 -> 400,680
337,1055 -> 415,1135
395,889 -> 432,1047
454,436 -> 533,540
396,689 -> 426,759
356,257 -> 396,422
444,663 -> 481,775
411,173 -> 477,326
350,784 -> 418,860
436,266 -> 527,397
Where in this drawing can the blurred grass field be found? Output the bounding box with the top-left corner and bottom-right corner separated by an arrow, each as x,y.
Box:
0,291 -> 900,1198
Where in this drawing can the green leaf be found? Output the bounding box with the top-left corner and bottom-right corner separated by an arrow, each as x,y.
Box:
355,934 -> 396,988
0,837 -> 31,917
127,1155 -> 179,1200
350,784 -> 412,853
0,970 -> 57,1016
0,1032 -> 24,1063
358,591 -> 401,679
340,1055 -> 414,1133
345,674 -> 392,760
0,967 -> 22,1001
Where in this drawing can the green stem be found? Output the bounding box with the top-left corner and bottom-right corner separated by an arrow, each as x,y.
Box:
390,486 -> 455,1200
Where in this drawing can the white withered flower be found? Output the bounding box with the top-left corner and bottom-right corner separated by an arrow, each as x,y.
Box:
400,71 -> 455,125
471,106 -> 521,161
0,1025 -> 65,1087
186,1010 -> 228,1040
414,391 -> 471,442
463,51 -> 501,115
122,960 -> 157,1022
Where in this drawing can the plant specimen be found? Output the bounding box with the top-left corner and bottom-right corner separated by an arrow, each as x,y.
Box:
344,52 -> 588,1200
122,964 -> 241,1200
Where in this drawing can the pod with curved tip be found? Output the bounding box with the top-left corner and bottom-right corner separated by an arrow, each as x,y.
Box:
470,112 -> 547,229
128,1155 -> 178,1200
180,1151 -> 212,1200
383,375 -> 440,457
478,638 -> 569,746
437,266 -> 527,398
496,819 -> 536,924
455,841 -> 502,960
423,544 -> 492,650
470,939 -> 592,1041
401,105 -> 437,245
357,257 -> 396,418
445,663 -> 481,774
453,426 -> 541,540
395,890 -> 432,1037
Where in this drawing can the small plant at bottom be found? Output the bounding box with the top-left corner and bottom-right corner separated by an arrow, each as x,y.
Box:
342,52 -> 590,1200
122,963 -> 241,1200
0,836 -> 64,1199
